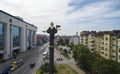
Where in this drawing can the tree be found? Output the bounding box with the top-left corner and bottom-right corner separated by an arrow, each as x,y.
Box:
57,38 -> 70,46
64,38 -> 69,45
72,44 -> 93,70
72,44 -> 120,74
57,38 -> 65,46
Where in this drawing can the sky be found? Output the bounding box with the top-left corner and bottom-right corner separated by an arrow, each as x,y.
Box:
0,0 -> 120,35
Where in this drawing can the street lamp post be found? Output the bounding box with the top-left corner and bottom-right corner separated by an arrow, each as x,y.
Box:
45,22 -> 60,74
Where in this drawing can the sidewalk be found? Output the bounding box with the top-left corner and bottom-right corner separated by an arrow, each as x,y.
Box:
69,62 -> 86,74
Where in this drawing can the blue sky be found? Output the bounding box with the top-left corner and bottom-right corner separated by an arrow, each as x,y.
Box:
0,0 -> 120,35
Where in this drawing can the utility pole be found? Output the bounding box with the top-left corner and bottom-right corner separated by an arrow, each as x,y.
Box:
45,22 -> 60,74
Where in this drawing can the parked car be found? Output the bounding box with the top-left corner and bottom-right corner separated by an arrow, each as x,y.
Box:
16,59 -> 23,67
10,61 -> 17,71
10,59 -> 23,71
1,66 -> 12,74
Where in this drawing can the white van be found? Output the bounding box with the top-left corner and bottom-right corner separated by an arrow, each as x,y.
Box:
42,51 -> 48,59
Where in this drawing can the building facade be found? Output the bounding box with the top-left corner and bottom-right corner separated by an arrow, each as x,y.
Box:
80,30 -> 120,62
80,31 -> 89,46
117,38 -> 120,62
69,32 -> 79,45
0,10 -> 37,61
88,31 -> 96,52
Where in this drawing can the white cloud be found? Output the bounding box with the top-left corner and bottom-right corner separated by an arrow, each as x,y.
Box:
0,0 -> 120,35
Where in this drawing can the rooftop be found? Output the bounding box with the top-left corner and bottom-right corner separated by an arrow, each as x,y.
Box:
0,10 -> 37,28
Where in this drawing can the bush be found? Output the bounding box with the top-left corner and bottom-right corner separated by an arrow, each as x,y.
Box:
40,63 -> 57,73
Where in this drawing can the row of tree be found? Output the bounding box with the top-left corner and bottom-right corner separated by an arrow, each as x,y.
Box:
57,38 -> 69,46
72,44 -> 120,74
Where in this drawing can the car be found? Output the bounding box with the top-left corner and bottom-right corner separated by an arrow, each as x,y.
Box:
1,71 -> 9,74
1,66 -> 12,74
10,61 -> 17,71
5,66 -> 12,71
30,62 -> 35,68
10,66 -> 17,71
16,59 -> 23,67
10,59 -> 23,71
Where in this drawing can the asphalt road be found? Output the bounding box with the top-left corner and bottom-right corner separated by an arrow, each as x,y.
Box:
11,43 -> 49,74
7,43 -> 85,74
0,43 -> 85,74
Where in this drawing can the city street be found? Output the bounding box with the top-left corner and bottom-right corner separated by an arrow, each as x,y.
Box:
0,43 -> 86,74
11,43 -> 49,74
0,43 -> 48,74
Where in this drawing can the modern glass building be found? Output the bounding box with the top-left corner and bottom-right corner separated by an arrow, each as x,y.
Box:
0,23 -> 5,60
0,10 -> 37,61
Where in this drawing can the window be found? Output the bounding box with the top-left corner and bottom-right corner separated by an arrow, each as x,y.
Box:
27,30 -> 31,47
12,26 -> 20,47
112,44 -> 115,46
91,41 -> 95,43
102,42 -> 104,44
102,52 -> 104,54
105,38 -> 108,40
32,31 -> 35,42
105,54 -> 108,56
91,45 -> 94,47
91,49 -> 94,51
105,48 -> 108,51
105,43 -> 108,46
112,38 -> 115,40
0,23 -> 5,50
9,19 -> 12,22
32,31 -> 35,46
112,55 -> 115,59
112,50 -> 115,53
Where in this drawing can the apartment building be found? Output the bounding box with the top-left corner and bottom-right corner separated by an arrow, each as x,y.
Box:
0,10 -> 37,61
117,34 -> 120,62
102,34 -> 111,59
88,31 -> 96,52
80,30 -> 120,62
95,33 -> 103,54
80,31 -> 89,46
